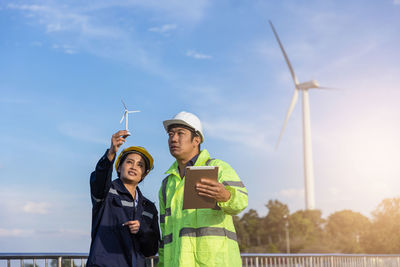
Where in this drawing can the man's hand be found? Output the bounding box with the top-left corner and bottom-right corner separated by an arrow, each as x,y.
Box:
123,220 -> 140,234
107,130 -> 130,161
196,178 -> 231,202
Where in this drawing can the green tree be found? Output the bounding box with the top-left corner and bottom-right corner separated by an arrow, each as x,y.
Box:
261,200 -> 289,252
289,209 -> 326,253
326,210 -> 370,253
240,209 -> 262,249
233,214 -> 249,251
363,198 -> 400,253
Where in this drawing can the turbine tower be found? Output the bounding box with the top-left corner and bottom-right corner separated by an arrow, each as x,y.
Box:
270,21 -> 332,210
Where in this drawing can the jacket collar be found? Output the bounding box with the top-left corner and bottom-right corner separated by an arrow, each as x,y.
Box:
165,149 -> 211,177
114,178 -> 143,201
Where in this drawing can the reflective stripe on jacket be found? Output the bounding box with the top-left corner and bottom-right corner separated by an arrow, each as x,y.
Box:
158,149 -> 248,267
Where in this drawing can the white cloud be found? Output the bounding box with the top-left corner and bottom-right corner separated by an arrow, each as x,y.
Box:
36,228 -> 89,238
0,97 -> 30,104
203,117 -> 275,151
0,228 -> 34,237
58,122 -> 106,144
6,2 -> 180,78
64,49 -> 76,54
0,227 -> 89,238
278,188 -> 304,198
149,24 -> 177,33
52,44 -> 77,54
95,0 -> 211,23
7,4 -> 48,12
31,41 -> 43,47
186,50 -> 212,59
23,201 -> 51,215
47,23 -> 62,32
8,3 -> 120,38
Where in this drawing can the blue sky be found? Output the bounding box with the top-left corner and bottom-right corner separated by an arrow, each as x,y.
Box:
1,0 -> 400,252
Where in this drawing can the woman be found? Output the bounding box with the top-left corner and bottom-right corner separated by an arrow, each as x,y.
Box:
87,130 -> 160,267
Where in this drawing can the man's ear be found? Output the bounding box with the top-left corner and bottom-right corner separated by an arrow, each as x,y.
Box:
193,135 -> 201,146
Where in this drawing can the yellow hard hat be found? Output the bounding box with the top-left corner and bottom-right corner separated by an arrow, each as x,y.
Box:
115,146 -> 154,176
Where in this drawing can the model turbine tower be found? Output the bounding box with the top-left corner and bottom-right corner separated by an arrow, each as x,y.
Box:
270,21 -> 333,210
120,100 -> 140,136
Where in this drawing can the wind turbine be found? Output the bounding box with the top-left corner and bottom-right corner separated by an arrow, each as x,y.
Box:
120,100 -> 140,135
270,21 -> 332,210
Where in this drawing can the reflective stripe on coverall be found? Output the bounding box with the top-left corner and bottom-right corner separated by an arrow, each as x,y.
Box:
158,149 -> 248,267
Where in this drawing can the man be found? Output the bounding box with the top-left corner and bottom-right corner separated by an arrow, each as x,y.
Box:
158,111 -> 248,267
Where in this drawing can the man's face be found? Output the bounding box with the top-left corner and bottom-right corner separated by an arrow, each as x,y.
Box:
118,153 -> 146,184
168,126 -> 200,160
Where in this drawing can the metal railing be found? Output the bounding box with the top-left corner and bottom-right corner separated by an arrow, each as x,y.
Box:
241,253 -> 400,267
1,253 -> 400,267
0,253 -> 158,267
0,253 -> 88,267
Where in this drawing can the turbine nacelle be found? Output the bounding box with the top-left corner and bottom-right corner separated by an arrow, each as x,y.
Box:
297,80 -> 320,90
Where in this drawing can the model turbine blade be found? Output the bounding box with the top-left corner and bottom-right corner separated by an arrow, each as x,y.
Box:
121,99 -> 128,110
275,89 -> 299,150
120,113 -> 126,124
269,20 -> 300,87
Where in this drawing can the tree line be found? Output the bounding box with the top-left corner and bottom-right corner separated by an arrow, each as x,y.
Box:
233,197 -> 400,254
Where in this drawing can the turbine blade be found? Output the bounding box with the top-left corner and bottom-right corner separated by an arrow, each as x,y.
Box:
275,89 -> 299,150
269,21 -> 299,87
128,110 -> 140,113
120,113 -> 125,124
121,99 -> 128,110
315,86 -> 340,90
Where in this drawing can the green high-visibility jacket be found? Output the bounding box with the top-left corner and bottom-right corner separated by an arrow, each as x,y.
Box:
158,149 -> 248,267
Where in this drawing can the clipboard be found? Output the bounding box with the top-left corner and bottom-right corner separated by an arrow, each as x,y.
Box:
182,166 -> 219,209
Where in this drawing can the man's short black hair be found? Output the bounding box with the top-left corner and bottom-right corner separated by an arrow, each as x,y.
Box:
167,124 -> 201,150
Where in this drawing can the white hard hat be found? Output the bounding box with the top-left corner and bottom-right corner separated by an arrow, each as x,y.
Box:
163,111 -> 204,143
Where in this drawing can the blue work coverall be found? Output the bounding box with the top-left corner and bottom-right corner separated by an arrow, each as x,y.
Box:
87,150 -> 160,267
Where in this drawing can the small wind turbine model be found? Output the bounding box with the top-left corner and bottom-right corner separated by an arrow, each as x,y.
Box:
120,100 -> 140,136
270,21 -> 333,210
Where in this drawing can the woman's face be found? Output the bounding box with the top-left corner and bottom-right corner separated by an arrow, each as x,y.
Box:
118,153 -> 146,184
